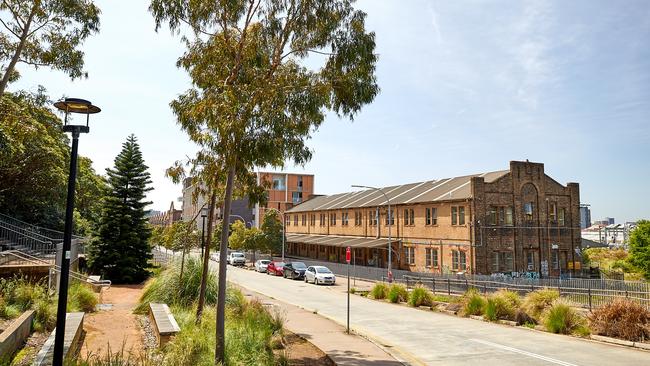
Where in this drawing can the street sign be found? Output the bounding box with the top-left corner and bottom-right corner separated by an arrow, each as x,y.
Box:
346,246 -> 351,263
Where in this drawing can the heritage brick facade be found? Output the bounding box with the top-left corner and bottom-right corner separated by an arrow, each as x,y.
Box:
285,161 -> 580,277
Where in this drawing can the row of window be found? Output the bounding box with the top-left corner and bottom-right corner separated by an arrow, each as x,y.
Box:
287,206 -> 465,227
404,247 -> 467,271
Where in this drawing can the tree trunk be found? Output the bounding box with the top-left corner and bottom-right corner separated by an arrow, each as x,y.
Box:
216,163 -> 236,364
179,247 -> 186,282
196,190 -> 217,323
0,4 -> 37,95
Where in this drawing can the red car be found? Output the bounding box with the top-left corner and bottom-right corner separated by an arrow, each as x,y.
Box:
266,261 -> 285,276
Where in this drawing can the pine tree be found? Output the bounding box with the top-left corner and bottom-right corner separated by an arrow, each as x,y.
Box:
88,135 -> 153,283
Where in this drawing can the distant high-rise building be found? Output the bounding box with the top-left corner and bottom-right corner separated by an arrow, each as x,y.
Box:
579,204 -> 591,229
606,217 -> 615,225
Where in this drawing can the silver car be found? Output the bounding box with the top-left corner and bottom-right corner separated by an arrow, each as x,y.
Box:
304,266 -> 336,285
254,259 -> 271,273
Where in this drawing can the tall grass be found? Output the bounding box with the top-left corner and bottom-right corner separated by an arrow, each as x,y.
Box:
460,288 -> 486,316
387,284 -> 408,303
68,282 -> 99,313
370,283 -> 389,300
484,290 -> 520,321
136,257 -> 217,313
543,300 -> 587,335
589,298 -> 650,341
522,288 -> 559,322
408,286 -> 434,307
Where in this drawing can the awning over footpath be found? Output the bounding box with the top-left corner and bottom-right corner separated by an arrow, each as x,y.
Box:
286,234 -> 399,249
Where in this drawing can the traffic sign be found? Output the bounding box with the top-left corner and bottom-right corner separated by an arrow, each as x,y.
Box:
346,246 -> 351,263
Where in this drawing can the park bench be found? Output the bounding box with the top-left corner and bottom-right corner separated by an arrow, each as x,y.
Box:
33,312 -> 84,366
149,303 -> 180,346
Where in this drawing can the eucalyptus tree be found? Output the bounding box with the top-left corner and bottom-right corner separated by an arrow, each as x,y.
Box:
150,0 -> 379,361
0,0 -> 101,94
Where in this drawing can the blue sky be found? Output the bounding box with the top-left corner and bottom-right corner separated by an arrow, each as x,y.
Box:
10,0 -> 650,223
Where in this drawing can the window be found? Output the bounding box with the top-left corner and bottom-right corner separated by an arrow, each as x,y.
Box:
385,209 -> 395,226
558,208 -> 566,226
320,213 -> 326,226
487,206 -> 498,226
451,206 -> 465,225
293,215 -> 298,226
369,210 -> 377,226
330,213 -> 336,226
505,207 -> 513,226
405,247 -> 415,265
526,251 -> 535,271
404,209 -> 409,225
430,207 -> 437,225
272,175 -> 285,190
404,208 -> 414,226
342,212 -> 349,226
286,215 -> 290,226
452,250 -> 459,270
301,214 -> 307,226
425,248 -> 438,268
552,251 -> 559,270
354,211 -> 362,226
310,214 -> 316,226
492,252 -> 514,272
452,250 -> 467,271
549,202 -> 557,222
524,202 -> 534,220
292,191 -> 303,204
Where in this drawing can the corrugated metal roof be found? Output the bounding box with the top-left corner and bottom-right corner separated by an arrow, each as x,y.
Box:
286,234 -> 399,248
286,170 -> 509,213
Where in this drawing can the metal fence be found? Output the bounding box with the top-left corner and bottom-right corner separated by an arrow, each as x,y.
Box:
281,255 -> 650,311
151,247 -> 175,267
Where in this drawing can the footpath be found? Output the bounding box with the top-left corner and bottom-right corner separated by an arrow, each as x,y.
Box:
237,285 -> 404,366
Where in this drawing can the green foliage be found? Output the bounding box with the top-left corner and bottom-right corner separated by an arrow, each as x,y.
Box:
522,288 -> 559,322
484,290 -> 519,321
408,286 -> 434,307
228,220 -> 264,252
136,256 -> 217,312
0,0 -> 101,94
261,209 -> 283,254
387,284 -> 408,303
461,288 -> 486,316
629,220 -> 650,280
33,297 -> 57,332
370,283 -> 388,300
543,300 -> 587,335
160,220 -> 200,252
88,135 -> 153,284
589,298 -> 650,341
68,282 -> 98,313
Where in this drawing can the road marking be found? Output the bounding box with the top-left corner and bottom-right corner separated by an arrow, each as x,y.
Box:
469,339 -> 580,366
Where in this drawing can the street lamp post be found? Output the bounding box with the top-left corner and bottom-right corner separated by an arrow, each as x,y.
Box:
201,207 -> 208,259
52,98 -> 100,366
351,185 -> 393,282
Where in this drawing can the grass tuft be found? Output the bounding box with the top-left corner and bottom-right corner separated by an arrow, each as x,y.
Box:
522,288 -> 559,322
408,286 -> 434,307
370,283 -> 389,300
543,300 -> 587,335
461,288 -> 486,316
387,284 -> 408,303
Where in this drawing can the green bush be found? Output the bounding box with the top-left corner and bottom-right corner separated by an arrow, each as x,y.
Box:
543,300 -> 587,335
370,283 -> 389,300
484,289 -> 520,321
68,282 -> 98,313
136,257 -> 217,312
34,297 -> 57,331
387,284 -> 408,303
522,288 -> 559,321
461,288 -> 486,316
408,287 -> 434,307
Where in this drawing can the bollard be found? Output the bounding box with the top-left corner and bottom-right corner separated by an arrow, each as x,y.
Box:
448,278 -> 451,296
588,282 -> 592,312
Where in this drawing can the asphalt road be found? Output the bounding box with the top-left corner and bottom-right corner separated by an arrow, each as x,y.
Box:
223,264 -> 650,366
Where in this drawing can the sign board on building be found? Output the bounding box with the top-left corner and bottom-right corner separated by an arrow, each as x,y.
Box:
346,246 -> 351,263
551,244 -> 559,250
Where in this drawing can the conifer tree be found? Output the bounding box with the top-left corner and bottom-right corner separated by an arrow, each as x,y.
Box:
88,135 -> 153,283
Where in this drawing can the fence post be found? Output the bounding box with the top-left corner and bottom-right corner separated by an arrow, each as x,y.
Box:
587,281 -> 591,311
483,282 -> 487,294
557,279 -> 561,297
432,278 -> 436,294
447,278 -> 451,296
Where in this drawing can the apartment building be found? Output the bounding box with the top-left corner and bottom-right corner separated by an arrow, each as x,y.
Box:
149,201 -> 183,227
181,172 -> 314,228
284,161 -> 581,277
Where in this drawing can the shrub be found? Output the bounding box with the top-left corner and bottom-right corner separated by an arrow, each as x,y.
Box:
34,297 -> 57,331
68,282 -> 98,313
522,288 -> 559,321
543,300 -> 586,335
408,287 -> 433,307
461,288 -> 486,316
515,309 -> 536,326
387,284 -> 408,303
589,298 -> 650,341
136,257 -> 217,312
484,289 -> 520,321
349,287 -> 356,294
370,283 -> 389,300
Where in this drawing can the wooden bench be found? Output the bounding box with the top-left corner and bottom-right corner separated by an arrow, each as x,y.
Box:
33,312 -> 84,366
149,303 -> 180,346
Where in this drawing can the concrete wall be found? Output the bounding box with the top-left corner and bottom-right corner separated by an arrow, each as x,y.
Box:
0,310 -> 34,358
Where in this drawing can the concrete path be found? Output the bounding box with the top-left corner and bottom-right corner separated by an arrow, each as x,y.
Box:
225,264 -> 650,366
236,285 -> 403,365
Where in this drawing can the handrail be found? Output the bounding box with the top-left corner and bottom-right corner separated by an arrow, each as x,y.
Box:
0,221 -> 54,245
0,213 -> 86,240
0,250 -> 111,289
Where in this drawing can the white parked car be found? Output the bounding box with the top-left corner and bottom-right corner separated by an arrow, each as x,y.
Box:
254,259 -> 271,273
304,266 -> 336,285
227,252 -> 246,266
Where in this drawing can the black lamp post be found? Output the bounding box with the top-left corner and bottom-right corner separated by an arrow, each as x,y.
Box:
52,98 -> 100,366
201,207 -> 208,259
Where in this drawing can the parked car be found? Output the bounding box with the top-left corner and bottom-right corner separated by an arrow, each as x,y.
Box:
227,252 -> 246,266
305,266 -> 336,285
283,262 -> 307,280
254,259 -> 271,273
210,252 -> 220,262
266,261 -> 285,276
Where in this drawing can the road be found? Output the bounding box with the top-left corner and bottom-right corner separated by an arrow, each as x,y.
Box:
223,264 -> 649,366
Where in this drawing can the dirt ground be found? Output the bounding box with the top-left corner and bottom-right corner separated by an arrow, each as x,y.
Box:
282,332 -> 335,366
80,284 -> 145,358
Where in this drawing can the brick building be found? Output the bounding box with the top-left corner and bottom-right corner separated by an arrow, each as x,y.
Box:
284,161 -> 581,277
181,172 -> 314,228
149,201 -> 183,227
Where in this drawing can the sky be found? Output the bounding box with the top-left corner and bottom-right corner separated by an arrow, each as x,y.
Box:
9,0 -> 650,223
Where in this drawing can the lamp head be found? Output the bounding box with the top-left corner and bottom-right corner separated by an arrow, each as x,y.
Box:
53,98 -> 100,134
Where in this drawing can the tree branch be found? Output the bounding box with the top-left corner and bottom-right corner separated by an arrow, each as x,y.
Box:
1,0 -> 25,28
0,18 -> 20,38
